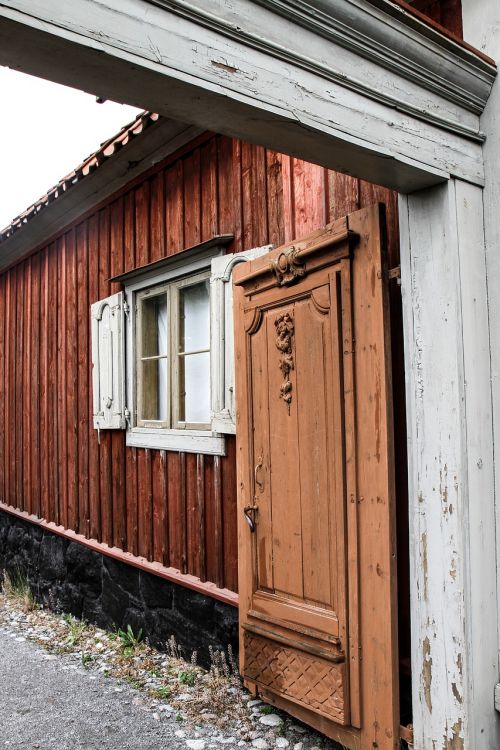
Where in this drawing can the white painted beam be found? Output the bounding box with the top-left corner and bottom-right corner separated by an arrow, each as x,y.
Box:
400,180 -> 499,749
0,0 -> 494,191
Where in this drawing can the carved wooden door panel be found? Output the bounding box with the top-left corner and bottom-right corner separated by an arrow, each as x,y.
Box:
234,207 -> 399,750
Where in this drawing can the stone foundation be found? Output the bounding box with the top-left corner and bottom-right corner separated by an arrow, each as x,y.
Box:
0,511 -> 238,667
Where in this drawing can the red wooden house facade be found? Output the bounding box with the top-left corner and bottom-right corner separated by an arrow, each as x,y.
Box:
0,112 -> 407,745
0,117 -> 401,603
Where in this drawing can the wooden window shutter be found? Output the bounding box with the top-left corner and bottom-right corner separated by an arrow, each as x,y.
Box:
91,291 -> 126,430
210,246 -> 272,434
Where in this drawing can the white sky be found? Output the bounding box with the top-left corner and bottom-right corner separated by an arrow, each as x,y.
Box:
0,67 -> 141,230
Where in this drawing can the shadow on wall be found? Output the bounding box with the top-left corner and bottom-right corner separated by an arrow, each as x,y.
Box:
0,512 -> 238,669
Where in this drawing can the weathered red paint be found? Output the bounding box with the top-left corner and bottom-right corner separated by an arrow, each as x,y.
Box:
0,131 -> 400,601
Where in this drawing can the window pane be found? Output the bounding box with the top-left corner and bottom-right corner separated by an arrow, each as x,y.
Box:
141,358 -> 168,422
138,291 -> 168,423
180,352 -> 210,424
141,293 -> 168,358
179,281 -> 209,353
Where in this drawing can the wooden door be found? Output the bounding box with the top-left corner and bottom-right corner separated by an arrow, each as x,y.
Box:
234,206 -> 399,750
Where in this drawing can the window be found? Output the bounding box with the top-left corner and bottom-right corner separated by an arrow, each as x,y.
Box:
136,272 -> 211,430
91,236 -> 271,455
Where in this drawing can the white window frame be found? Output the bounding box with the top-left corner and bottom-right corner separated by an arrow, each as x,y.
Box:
90,237 -> 272,454
125,244 -> 225,455
210,245 -> 273,434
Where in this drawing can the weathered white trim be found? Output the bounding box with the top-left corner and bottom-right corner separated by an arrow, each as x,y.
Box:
400,179 -> 499,749
0,0 -> 493,191
155,0 -> 495,116
210,244 -> 273,434
123,238 -> 229,455
91,291 -> 126,430
126,428 -> 225,455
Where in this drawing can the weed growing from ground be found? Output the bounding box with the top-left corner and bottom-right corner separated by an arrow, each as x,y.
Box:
260,705 -> 275,715
63,613 -> 87,646
81,652 -> 93,668
118,624 -> 143,656
166,634 -> 184,660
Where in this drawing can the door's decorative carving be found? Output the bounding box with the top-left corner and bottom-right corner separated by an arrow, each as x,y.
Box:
271,246 -> 306,287
275,312 -> 295,414
244,632 -> 346,724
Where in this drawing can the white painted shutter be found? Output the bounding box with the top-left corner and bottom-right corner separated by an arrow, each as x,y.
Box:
91,291 -> 126,430
210,245 -> 272,434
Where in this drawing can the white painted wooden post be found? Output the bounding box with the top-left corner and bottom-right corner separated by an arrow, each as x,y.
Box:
462,0 -> 500,737
399,180 -> 499,748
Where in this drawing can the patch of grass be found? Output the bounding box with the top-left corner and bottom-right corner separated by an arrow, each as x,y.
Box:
2,571 -> 37,612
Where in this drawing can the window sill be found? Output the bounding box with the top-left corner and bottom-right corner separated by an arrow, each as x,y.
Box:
126,428 -> 226,455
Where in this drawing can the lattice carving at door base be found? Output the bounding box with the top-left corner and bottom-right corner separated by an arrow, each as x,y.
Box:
243,632 -> 346,724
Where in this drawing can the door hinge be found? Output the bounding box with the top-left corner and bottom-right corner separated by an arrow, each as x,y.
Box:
388,265 -> 401,285
123,300 -> 130,318
494,682 -> 500,712
400,724 -> 414,746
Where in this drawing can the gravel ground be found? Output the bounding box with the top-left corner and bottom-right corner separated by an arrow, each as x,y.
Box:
0,630 -> 190,750
0,596 -> 340,750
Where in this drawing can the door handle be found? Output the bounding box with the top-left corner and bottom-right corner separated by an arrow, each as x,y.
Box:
255,457 -> 264,491
243,504 -> 258,533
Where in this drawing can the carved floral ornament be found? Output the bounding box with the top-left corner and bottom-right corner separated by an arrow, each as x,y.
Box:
275,312 -> 295,414
271,246 -> 306,287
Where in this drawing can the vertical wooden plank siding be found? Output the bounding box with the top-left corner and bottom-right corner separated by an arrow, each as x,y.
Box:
0,133 -> 399,599
76,225 -> 89,537
88,214 -> 101,542
65,231 -> 78,532
30,253 -> 41,518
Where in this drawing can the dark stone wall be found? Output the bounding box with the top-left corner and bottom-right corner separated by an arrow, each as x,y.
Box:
0,511 -> 238,667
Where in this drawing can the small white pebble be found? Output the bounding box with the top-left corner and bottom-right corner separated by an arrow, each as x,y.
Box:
175,730 -> 187,739
293,744 -> 303,750
259,715 -> 282,728
275,740 -> 289,749
186,741 -> 205,750
252,740 -> 268,750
